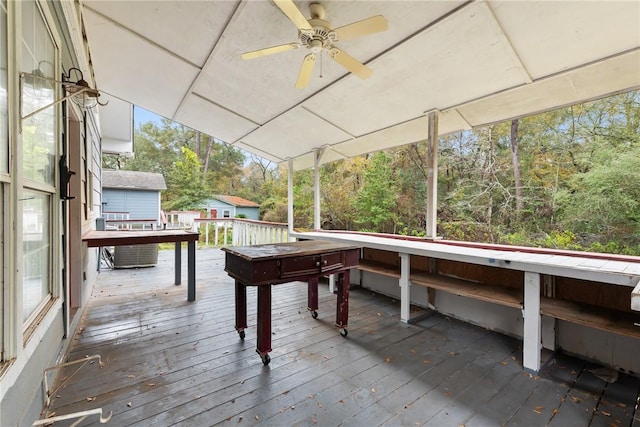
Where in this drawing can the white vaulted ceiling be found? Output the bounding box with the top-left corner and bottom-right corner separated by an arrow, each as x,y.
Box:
81,0 -> 640,169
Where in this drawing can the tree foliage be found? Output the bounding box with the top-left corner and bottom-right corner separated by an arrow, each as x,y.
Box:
102,118 -> 245,211
103,91 -> 640,254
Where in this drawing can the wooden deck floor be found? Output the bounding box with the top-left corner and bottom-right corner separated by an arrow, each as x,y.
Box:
45,248 -> 640,426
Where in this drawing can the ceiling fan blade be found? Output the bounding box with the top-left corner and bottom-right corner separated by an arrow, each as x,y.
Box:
273,0 -> 313,32
334,15 -> 388,41
295,53 -> 316,89
328,48 -> 373,80
241,43 -> 300,60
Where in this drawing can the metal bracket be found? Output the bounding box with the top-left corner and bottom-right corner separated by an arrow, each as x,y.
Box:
32,408 -> 112,426
42,354 -> 104,407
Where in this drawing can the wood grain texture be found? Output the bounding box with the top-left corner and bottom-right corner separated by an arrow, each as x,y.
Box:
45,248 -> 640,426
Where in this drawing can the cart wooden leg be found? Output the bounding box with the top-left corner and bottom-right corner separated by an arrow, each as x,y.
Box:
335,270 -> 350,337
308,277 -> 319,319
235,280 -> 247,339
256,285 -> 272,365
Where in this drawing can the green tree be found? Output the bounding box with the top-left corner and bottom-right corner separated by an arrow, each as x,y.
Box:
163,147 -> 209,211
354,152 -> 399,233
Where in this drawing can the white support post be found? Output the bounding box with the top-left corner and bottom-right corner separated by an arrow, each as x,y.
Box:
426,111 -> 439,239
287,158 -> 294,239
632,278 -> 640,311
399,253 -> 411,323
314,149 -> 321,230
329,274 -> 336,294
523,271 -> 542,373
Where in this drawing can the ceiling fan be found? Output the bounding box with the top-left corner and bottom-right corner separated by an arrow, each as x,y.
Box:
241,0 -> 388,89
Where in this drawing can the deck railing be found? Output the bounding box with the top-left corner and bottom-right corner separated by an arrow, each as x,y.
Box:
192,218 -> 289,246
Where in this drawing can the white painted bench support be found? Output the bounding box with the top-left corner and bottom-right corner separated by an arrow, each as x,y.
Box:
523,271 -> 541,373
632,278 -> 640,312
399,253 -> 411,323
329,274 -> 335,294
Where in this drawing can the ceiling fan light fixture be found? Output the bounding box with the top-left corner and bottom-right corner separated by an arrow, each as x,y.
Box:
242,0 -> 387,88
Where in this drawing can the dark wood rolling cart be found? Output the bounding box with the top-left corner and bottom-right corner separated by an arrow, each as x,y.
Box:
222,240 -> 360,365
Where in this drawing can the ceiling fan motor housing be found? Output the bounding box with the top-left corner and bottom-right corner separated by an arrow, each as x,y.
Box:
299,17 -> 337,51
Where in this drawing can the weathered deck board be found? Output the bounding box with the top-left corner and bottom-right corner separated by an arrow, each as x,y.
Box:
44,248 -> 640,427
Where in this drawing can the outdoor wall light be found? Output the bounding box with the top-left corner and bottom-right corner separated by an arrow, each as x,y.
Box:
63,67 -> 105,110
20,66 -> 107,125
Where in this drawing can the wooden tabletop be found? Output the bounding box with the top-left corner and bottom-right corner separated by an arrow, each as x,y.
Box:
82,229 -> 199,247
221,240 -> 360,261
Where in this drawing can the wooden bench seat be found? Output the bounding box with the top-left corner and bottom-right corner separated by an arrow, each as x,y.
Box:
359,251 -> 639,342
540,297 -> 640,339
410,271 -> 523,309
358,259 -> 401,278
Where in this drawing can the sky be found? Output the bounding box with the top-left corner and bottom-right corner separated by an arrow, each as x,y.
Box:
132,105 -> 266,165
133,105 -> 164,129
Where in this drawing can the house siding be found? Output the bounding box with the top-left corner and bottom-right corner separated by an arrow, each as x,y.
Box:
102,188 -> 161,222
236,206 -> 259,220
202,199 -> 260,220
0,1 -> 104,425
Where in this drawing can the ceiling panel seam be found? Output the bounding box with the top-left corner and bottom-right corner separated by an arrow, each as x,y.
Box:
482,0 -> 533,83
83,5 -> 201,69
301,106 -> 355,138
442,48 -> 640,119
231,141 -> 284,162
172,0 -> 245,121
190,92 -> 261,128
452,109 -> 473,130
465,84 -> 640,131
233,1 -> 476,144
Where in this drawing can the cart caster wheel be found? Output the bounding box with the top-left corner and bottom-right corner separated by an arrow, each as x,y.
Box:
340,329 -> 348,337
238,330 -> 245,340
261,354 -> 271,365
311,310 -> 318,319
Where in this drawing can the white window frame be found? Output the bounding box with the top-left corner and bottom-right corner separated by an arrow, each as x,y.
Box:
0,0 -> 9,363
18,0 -> 61,340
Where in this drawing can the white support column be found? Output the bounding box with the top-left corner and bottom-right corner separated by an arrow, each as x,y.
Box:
426,111 -> 439,239
523,271 -> 542,372
313,149 -> 321,230
287,158 -> 294,238
632,278 -> 640,311
399,253 -> 411,323
329,274 -> 335,294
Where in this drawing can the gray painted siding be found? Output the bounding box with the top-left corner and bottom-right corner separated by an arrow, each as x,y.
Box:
203,201 -> 259,219
1,310 -> 64,427
204,201 -> 234,218
236,207 -> 259,220
102,189 -> 160,221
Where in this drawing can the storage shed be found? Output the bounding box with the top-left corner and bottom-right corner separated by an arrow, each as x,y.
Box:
102,170 -> 167,224
201,195 -> 260,220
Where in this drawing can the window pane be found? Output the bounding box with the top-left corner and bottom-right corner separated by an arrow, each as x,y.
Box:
22,191 -> 50,321
0,0 -> 7,173
21,0 -> 55,185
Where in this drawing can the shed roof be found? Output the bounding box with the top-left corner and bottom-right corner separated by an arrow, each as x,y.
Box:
214,195 -> 260,208
102,170 -> 167,191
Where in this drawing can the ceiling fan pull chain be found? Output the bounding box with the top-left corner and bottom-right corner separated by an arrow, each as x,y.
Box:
319,52 -> 323,78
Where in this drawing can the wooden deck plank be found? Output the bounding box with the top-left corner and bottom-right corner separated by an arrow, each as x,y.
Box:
547,369 -> 606,426
588,371 -> 640,427
43,248 -> 640,427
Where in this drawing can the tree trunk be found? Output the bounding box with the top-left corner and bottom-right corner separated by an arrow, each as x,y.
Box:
486,127 -> 494,236
510,119 -> 524,215
195,130 -> 201,158
203,136 -> 214,175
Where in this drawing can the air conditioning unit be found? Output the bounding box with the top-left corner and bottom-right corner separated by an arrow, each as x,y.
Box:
113,244 -> 158,268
